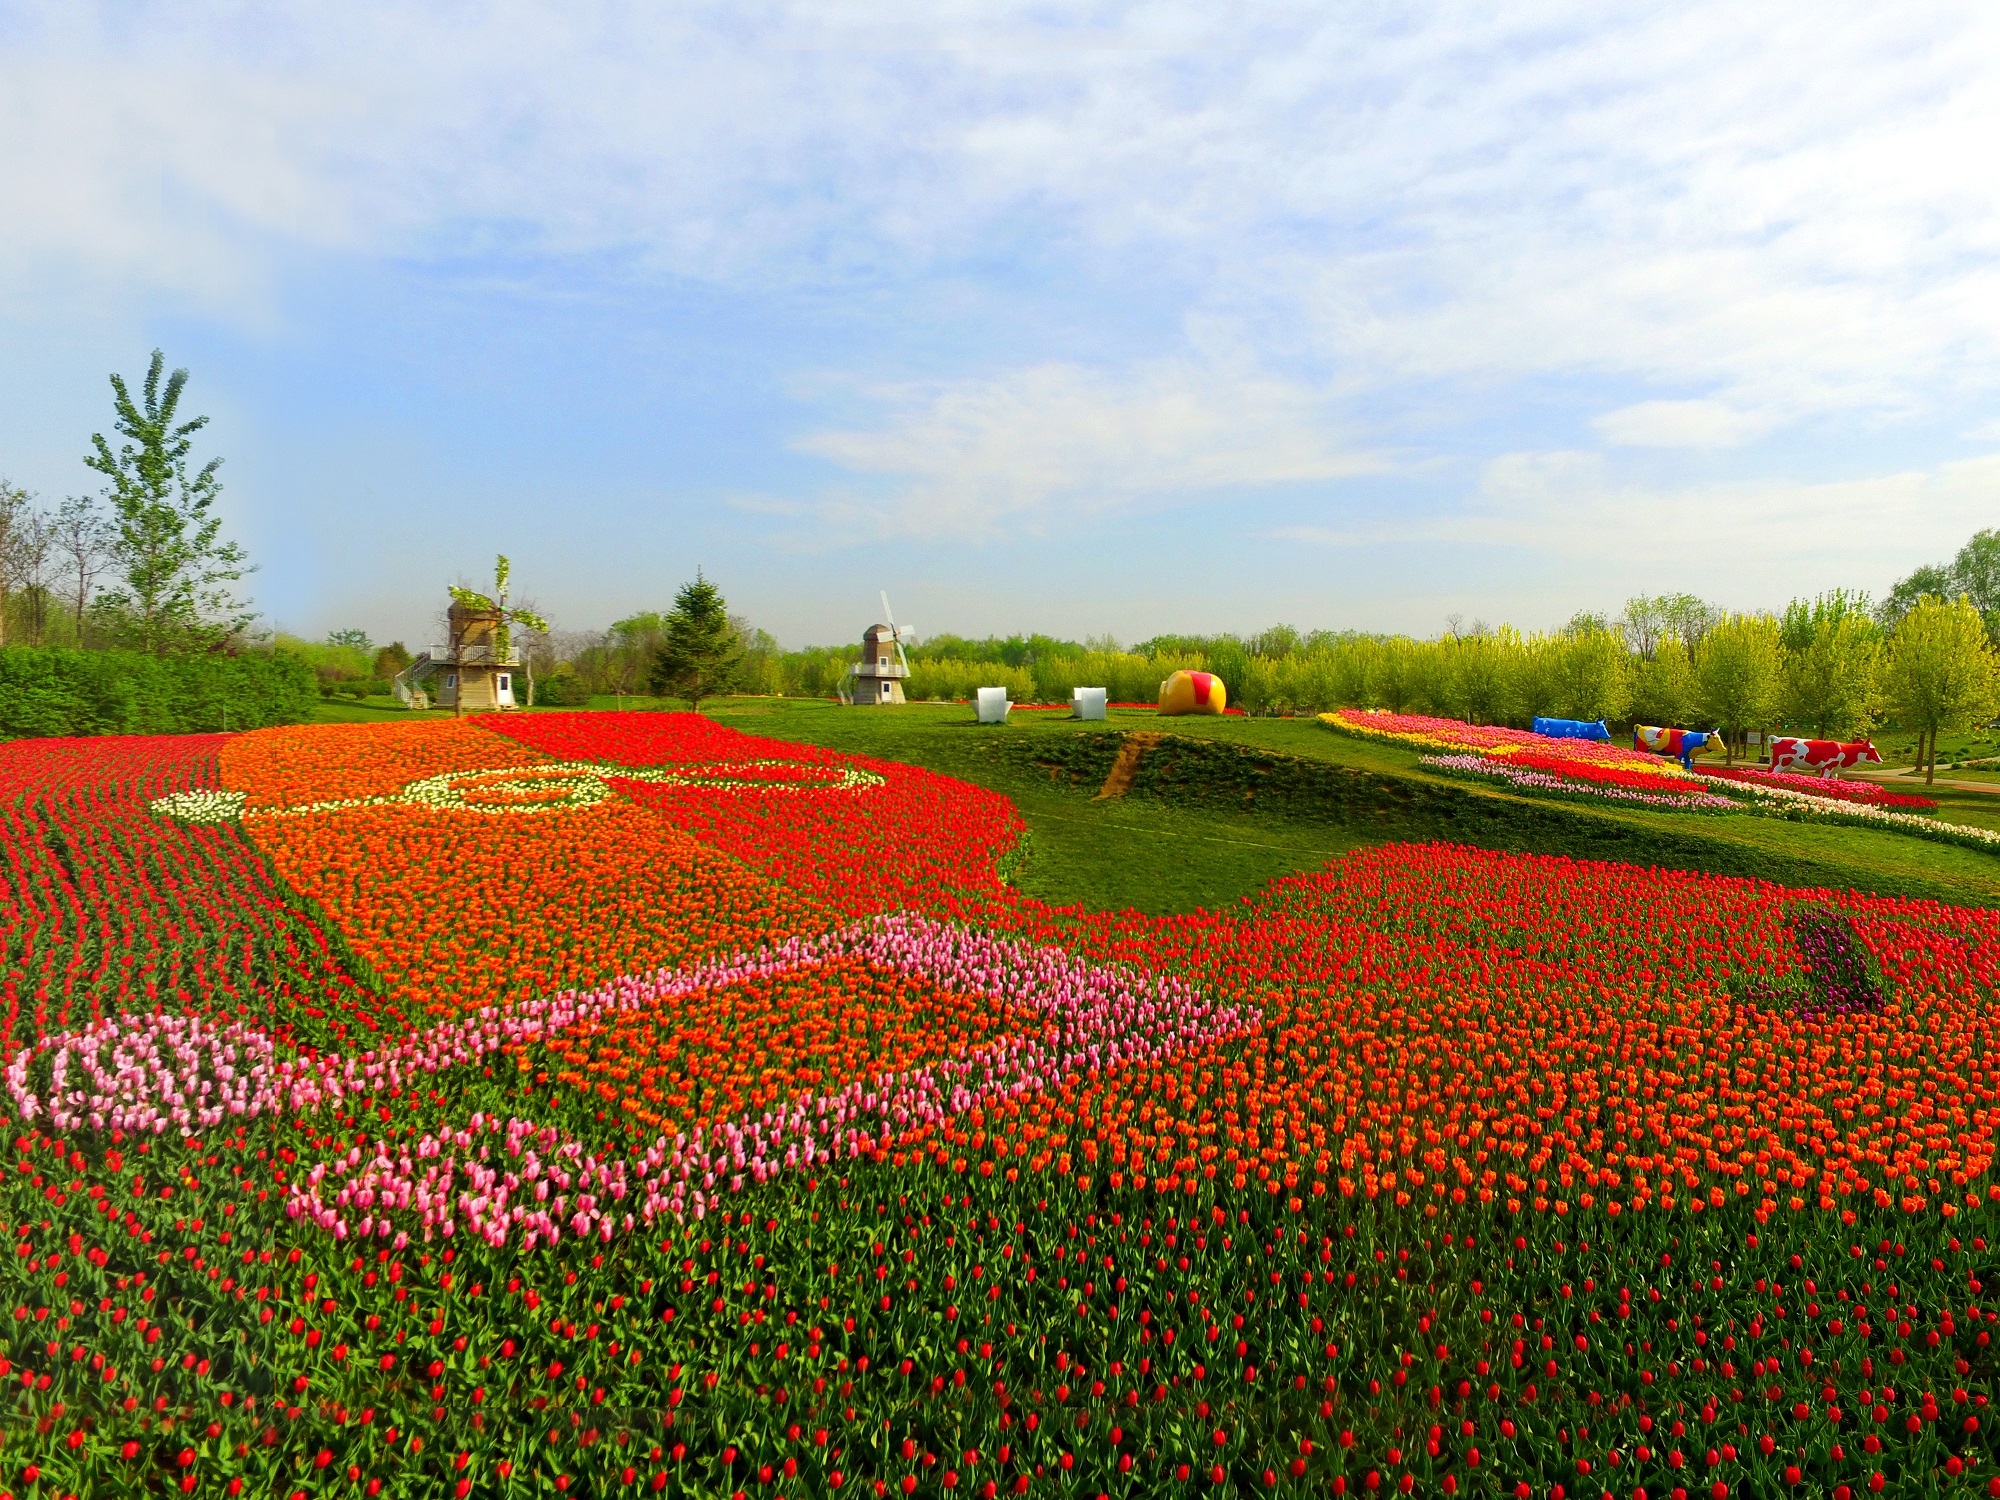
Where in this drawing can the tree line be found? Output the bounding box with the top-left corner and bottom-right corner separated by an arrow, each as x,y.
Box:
7,352 -> 1994,777
511,561 -> 1995,786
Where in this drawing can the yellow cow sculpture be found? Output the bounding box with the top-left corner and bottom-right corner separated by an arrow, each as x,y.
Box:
1158,669 -> 1226,716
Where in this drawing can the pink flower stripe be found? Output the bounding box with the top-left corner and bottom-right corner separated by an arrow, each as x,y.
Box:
287,913 -> 1251,1244
5,931 -> 845,1135
12,913 -> 1251,1248
1323,709 -> 1673,774
1419,752 -> 1741,812
1698,764 -> 1939,810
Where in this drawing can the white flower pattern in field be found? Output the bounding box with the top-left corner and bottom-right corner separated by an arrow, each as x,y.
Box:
145,758 -> 887,824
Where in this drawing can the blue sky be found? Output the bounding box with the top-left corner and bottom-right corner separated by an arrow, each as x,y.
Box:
3,2 -> 1999,649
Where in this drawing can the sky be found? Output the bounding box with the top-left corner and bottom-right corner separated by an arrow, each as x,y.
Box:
2,2 -> 1998,650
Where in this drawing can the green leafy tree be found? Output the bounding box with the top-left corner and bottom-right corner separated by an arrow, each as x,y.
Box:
600,611 -> 669,707
1951,529 -> 2000,615
0,479 -> 34,648
1694,613 -> 1783,761
84,351 -> 255,654
327,627 -> 373,652
1879,562 -> 1954,630
1544,626 -> 1630,722
649,572 -> 743,710
1883,594 -> 1998,784
1629,635 -> 1697,727
1442,627 -> 1524,724
1778,590 -> 1882,738
373,642 -> 414,679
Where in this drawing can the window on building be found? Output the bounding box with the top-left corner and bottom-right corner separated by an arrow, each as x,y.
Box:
498,676 -> 511,692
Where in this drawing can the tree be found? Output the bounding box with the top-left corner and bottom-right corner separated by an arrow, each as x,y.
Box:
649,571 -> 743,710
1624,592 -> 1718,660
602,611 -> 668,708
1779,590 -> 1881,738
732,615 -> 784,696
373,642 -> 414,679
1694,613 -> 1783,761
1951,529 -> 2000,616
327,628 -> 373,652
49,496 -> 114,644
1545,625 -> 1630,722
1882,594 -> 1997,784
0,480 -> 33,648
84,351 -> 255,654
1879,562 -> 1954,630
1630,635 -> 1697,727
1441,627 -> 1523,724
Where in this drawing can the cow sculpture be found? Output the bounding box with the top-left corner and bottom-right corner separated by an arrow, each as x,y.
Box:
1633,724 -> 1724,770
1532,716 -> 1610,742
1767,737 -> 1883,777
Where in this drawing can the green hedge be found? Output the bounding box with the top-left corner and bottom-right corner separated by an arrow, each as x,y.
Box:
0,646 -> 319,739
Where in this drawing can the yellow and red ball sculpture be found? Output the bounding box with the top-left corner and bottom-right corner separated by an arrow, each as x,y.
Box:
1158,669 -> 1226,716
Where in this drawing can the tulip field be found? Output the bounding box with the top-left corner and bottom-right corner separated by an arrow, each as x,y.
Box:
6,712 -> 2000,1500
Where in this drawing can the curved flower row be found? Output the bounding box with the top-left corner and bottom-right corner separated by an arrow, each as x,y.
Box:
12,907 -> 1247,1244
1732,779 -> 2000,854
1322,709 -> 1677,775
287,912 -> 1247,1242
4,926 -> 846,1134
1699,763 -> 1940,810
151,759 -> 886,825
1418,753 -> 1742,811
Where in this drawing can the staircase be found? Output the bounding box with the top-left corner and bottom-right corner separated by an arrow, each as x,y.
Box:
1093,733 -> 1161,801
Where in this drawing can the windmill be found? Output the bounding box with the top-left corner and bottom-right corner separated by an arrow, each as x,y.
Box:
422,554 -> 549,714
849,591 -> 915,705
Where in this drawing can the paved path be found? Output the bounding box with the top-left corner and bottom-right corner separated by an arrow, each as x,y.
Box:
1846,768 -> 2000,796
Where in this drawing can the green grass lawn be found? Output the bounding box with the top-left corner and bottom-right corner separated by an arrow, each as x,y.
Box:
704,698 -> 2000,910
308,692 -> 684,724
302,695 -> 2000,912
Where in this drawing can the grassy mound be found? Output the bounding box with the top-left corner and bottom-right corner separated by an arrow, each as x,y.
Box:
717,700 -> 2000,911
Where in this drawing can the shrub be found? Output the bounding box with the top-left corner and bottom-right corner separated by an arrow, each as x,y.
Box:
0,645 -> 318,738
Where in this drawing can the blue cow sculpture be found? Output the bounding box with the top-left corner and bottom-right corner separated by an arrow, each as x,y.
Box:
1532,716 -> 1610,742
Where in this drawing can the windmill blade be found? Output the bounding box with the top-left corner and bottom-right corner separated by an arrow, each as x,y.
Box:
880,590 -> 913,640
880,590 -> 913,677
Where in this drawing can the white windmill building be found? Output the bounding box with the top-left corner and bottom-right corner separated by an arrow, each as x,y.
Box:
849,592 -> 915,705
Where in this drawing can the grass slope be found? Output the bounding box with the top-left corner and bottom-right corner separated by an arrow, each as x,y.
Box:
714,699 -> 2000,911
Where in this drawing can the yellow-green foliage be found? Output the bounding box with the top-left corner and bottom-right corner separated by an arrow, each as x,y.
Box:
904,658 -> 1036,702
272,633 -> 373,685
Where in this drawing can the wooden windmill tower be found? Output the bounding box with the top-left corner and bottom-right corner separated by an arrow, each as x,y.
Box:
392,555 -> 548,713
849,591 -> 914,705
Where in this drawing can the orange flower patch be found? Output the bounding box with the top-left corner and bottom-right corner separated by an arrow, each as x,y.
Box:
224,718 -> 544,810
252,799 -> 825,1021
529,954 -> 1047,1136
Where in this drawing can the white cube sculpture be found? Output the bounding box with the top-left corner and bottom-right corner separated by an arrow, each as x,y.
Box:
976,686 -> 1012,724
1072,687 -> 1108,721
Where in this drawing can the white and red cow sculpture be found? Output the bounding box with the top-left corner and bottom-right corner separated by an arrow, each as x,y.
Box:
1767,737 -> 1883,778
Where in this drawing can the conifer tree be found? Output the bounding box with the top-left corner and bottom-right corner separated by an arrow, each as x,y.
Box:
649,571 -> 744,710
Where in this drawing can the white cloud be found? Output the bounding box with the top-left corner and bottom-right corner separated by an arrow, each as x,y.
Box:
8,0 -> 2000,600
4,0 -> 1999,432
1275,450 -> 2000,608
787,361 -> 1387,539
1593,400 -> 1770,448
